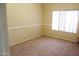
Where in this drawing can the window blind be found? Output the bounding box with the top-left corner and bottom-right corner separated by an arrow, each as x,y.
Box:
52,11 -> 79,33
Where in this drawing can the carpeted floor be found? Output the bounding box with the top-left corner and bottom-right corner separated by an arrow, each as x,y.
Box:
10,36 -> 79,56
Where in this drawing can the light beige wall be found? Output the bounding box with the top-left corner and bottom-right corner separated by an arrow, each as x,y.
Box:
7,3 -> 43,46
7,3 -> 79,45
43,3 -> 79,42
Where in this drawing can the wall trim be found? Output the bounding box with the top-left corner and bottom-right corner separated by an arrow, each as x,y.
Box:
8,24 -> 51,30
8,24 -> 42,30
10,34 -> 42,46
43,34 -> 78,42
43,24 -> 51,25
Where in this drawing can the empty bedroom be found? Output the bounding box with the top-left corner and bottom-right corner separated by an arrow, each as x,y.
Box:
1,3 -> 79,56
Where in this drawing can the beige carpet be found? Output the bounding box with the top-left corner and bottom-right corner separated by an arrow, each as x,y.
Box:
10,36 -> 79,56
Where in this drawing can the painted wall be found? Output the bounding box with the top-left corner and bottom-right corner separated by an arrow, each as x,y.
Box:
7,4 -> 43,46
7,3 -> 79,46
43,3 -> 79,42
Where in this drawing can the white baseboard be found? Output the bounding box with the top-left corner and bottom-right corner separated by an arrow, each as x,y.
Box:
43,34 -> 78,43
10,34 -> 42,46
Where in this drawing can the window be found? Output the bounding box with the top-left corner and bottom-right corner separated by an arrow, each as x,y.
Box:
52,11 -> 79,33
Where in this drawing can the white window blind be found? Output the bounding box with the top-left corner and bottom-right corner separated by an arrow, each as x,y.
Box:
52,11 -> 79,33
